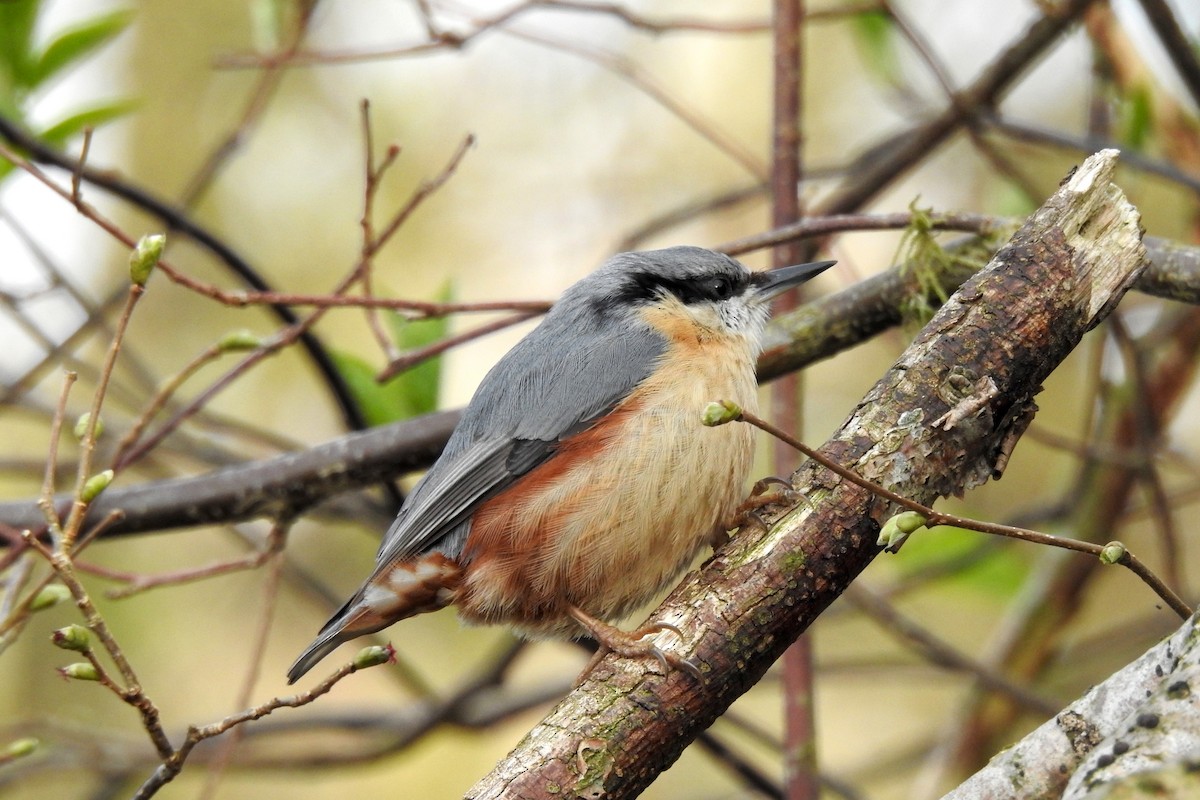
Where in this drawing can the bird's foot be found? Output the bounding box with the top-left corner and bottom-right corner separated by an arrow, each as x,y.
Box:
733,476 -> 806,534
567,605 -> 701,685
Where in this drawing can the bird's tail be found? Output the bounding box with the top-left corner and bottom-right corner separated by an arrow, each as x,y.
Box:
286,553 -> 463,684
286,594 -> 382,684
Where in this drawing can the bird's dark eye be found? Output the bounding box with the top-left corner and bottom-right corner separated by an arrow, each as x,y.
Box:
706,276 -> 734,300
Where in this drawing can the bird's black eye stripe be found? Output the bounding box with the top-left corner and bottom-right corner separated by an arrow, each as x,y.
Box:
619,271 -> 746,305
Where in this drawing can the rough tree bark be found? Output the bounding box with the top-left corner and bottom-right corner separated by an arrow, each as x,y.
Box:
467,150 -> 1148,799
944,610 -> 1200,799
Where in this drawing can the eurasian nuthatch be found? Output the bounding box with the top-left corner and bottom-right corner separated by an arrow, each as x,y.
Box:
288,246 -> 833,683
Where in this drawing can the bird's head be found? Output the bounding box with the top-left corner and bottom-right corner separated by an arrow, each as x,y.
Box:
568,246 -> 834,346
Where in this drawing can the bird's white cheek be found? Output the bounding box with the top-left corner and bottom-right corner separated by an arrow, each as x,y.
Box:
717,300 -> 769,341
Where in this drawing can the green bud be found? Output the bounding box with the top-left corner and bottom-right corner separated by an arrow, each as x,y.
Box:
30,584 -> 70,611
58,662 -> 99,681
891,511 -> 928,535
80,470 -> 114,502
51,624 -> 90,653
701,400 -> 743,427
877,515 -> 915,552
218,329 -> 264,352
352,643 -> 395,670
4,737 -> 38,759
73,412 -> 103,441
1099,541 -> 1127,565
129,233 -> 166,285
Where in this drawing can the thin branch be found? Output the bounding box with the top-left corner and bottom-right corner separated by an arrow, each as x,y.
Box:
358,99 -> 404,362
195,522 -> 290,800
111,136 -> 475,473
377,311 -> 539,381
499,25 -> 768,180
37,371 -> 76,542
178,2 -> 315,207
814,0 -> 1098,216
0,114 -> 368,432
844,585 -> 1060,717
70,128 -> 93,205
109,342 -> 230,471
734,407 -> 1193,620
1135,0 -> 1200,109
76,523 -> 288,600
63,283 -> 145,539
131,649 -> 394,800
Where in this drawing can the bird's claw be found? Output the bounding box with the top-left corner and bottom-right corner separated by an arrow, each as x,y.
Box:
734,476 -> 806,533
569,606 -> 702,685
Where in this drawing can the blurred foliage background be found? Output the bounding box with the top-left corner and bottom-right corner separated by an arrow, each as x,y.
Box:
1,0 -> 1199,798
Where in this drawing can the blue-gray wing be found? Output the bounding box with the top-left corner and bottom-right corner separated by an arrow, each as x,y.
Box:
371,300 -> 665,572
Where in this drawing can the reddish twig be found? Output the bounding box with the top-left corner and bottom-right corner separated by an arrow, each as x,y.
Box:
378,311 -> 539,381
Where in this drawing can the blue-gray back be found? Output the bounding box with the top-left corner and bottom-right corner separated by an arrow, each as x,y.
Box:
371,254 -> 670,569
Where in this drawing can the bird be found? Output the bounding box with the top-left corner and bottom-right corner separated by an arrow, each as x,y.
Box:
287,246 -> 834,684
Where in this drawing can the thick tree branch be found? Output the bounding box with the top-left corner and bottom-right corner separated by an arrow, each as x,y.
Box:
942,610 -> 1200,800
0,412 -> 457,538
466,151 -> 1147,799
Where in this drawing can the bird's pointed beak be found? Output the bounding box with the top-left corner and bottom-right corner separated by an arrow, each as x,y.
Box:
752,260 -> 836,303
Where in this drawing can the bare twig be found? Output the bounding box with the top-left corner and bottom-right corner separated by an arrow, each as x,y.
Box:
196,522 -> 290,800
844,585 -> 1060,717
37,371 -> 76,542
767,2 -> 820,798
358,99 -> 404,362
77,523 -> 288,600
814,0 -> 1098,216
70,128 -> 93,205
131,648 -> 393,800
0,116 -> 368,432
1135,0 -> 1200,109
734,407 -> 1193,620
112,137 -> 475,472
109,341 -> 232,471
378,311 -> 540,381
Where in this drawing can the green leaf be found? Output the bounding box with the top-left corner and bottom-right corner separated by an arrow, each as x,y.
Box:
894,525 -> 1029,596
0,0 -> 39,89
330,350 -> 419,427
1117,84 -> 1153,151
28,9 -> 133,89
383,300 -> 451,419
329,284 -> 452,426
851,10 -> 899,84
0,4 -> 135,189
38,99 -> 137,145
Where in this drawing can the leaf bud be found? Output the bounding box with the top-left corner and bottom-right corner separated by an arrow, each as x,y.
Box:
352,643 -> 396,671
1099,541 -> 1127,565
80,469 -> 114,502
129,233 -> 166,285
51,624 -> 90,653
58,662 -> 99,681
701,400 -> 743,427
